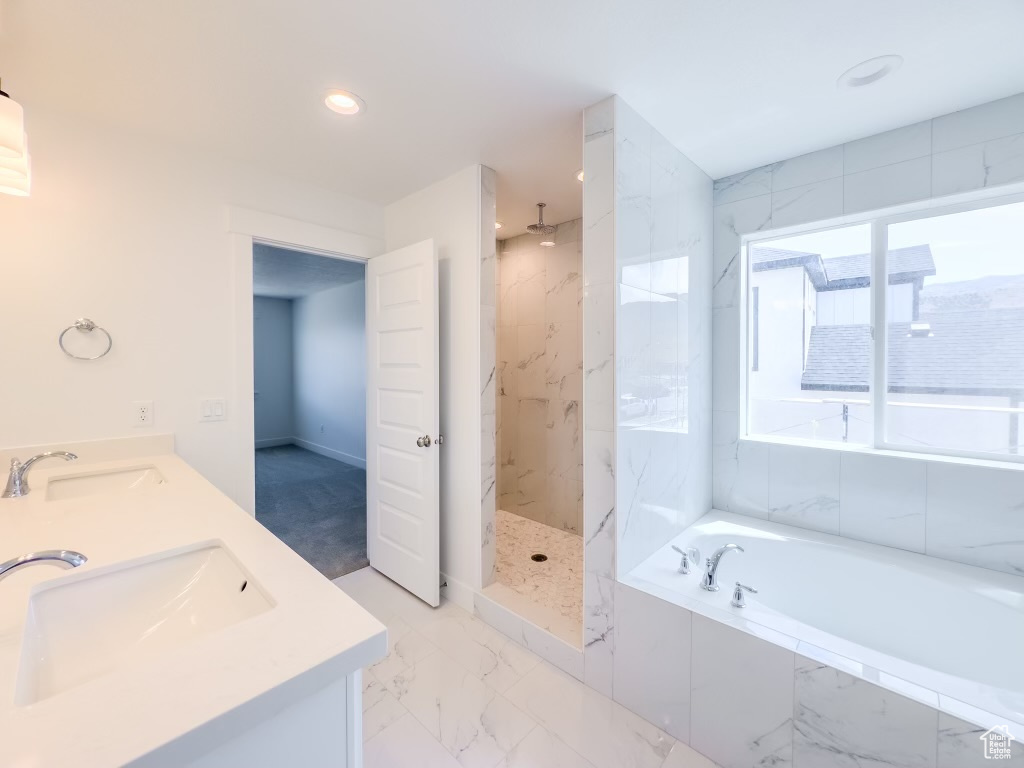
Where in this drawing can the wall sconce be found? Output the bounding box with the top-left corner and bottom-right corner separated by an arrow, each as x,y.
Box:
0,79 -> 31,197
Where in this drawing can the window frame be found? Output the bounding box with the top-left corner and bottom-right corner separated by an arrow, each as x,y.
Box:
738,182 -> 1024,466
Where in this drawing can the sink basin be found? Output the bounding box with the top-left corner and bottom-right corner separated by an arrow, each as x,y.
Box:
15,542 -> 273,705
46,465 -> 166,501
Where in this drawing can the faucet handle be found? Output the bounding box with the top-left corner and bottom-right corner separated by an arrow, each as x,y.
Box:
671,545 -> 701,575
731,582 -> 758,608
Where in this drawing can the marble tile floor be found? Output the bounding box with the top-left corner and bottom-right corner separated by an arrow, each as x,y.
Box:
335,567 -> 719,768
492,509 -> 583,639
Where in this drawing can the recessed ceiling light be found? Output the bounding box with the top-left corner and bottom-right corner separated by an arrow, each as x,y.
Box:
324,89 -> 365,115
495,221 -> 503,230
540,240 -> 555,248
576,169 -> 584,182
837,55 -> 903,89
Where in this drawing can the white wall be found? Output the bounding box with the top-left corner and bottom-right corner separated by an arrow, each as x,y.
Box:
253,297 -> 295,447
712,91 -> 1024,576
384,165 -> 485,593
293,279 -> 367,468
613,98 -> 714,578
0,107 -> 384,505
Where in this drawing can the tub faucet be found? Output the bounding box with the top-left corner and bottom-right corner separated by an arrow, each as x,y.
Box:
0,550 -> 88,583
2,451 -> 78,498
701,544 -> 744,592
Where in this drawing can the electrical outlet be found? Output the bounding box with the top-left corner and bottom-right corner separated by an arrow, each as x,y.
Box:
132,400 -> 154,428
200,398 -> 227,422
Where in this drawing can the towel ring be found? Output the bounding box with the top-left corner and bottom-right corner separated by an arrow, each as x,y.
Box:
59,318 -> 113,360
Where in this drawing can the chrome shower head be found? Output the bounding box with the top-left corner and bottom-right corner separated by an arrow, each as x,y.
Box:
526,203 -> 557,236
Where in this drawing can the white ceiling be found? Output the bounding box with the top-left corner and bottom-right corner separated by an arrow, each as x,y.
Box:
253,244 -> 364,299
4,0 -> 1024,238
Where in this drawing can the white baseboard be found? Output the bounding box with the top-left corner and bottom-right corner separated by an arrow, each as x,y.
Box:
255,437 -> 295,449
293,438 -> 366,470
440,572 -> 476,612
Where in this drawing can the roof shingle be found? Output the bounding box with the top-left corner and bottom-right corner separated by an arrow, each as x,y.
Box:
801,309 -> 1024,395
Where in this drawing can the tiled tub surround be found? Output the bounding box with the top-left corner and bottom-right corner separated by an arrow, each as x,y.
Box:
615,511 -> 1024,768
497,221 -> 584,535
712,90 -> 1024,576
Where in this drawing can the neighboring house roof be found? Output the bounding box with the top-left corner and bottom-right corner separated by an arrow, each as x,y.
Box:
752,244 -> 935,291
801,309 -> 1024,395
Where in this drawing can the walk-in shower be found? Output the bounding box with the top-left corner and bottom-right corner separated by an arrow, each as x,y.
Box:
487,214 -> 584,645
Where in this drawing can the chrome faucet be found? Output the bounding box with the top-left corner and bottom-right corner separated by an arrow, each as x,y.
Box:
701,543 -> 744,591
0,550 -> 87,583
2,451 -> 78,498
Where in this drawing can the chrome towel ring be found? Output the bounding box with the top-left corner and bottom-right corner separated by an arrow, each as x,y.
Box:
58,318 -> 113,360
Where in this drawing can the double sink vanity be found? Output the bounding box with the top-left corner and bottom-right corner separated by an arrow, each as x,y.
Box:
0,438 -> 386,767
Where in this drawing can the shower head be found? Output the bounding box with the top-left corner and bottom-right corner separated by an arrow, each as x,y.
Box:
526,203 -> 557,236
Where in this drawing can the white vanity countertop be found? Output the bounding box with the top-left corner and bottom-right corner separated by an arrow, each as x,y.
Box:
0,453 -> 387,767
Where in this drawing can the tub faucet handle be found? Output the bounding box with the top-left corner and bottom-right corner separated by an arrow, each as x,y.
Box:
671,545 -> 701,575
731,582 -> 757,608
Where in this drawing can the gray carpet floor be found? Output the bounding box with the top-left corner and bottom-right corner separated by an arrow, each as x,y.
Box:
255,445 -> 368,580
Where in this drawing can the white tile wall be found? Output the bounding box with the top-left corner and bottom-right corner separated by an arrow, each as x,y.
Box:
925,461 -> 1024,576
582,96 -> 619,697
931,92 -> 1024,153
937,712 -> 1024,766
793,656 -> 939,768
612,97 -> 714,577
713,165 -> 773,205
712,91 -> 1024,577
481,165 -> 498,587
497,222 -> 583,535
771,146 -> 844,192
932,132 -> 1024,196
712,194 -> 772,310
582,573 -> 614,696
843,155 -> 932,213
612,583 -> 691,742
838,452 -> 926,552
690,614 -> 795,768
770,177 -> 843,228
767,444 -> 840,534
843,121 -> 932,174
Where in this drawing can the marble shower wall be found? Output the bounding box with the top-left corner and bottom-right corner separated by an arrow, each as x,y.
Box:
496,220 -> 584,535
579,95 -> 713,699
612,98 -> 714,577
712,91 -> 1024,577
481,165 -> 498,587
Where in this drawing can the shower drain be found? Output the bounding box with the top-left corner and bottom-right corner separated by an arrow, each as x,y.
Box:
531,553 -> 548,562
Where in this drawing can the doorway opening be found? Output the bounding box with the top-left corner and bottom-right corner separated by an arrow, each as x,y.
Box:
252,243 -> 368,580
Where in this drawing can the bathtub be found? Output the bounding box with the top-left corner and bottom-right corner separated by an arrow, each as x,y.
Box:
624,510 -> 1024,730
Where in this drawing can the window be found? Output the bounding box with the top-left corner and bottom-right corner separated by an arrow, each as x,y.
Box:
746,223 -> 872,444
744,196 -> 1024,461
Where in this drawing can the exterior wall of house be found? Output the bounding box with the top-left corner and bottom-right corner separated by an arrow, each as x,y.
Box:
749,268 -> 807,401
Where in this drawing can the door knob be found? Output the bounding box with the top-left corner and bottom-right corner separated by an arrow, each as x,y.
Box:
417,435 -> 433,448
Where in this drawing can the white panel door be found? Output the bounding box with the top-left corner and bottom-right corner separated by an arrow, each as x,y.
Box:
366,240 -> 440,606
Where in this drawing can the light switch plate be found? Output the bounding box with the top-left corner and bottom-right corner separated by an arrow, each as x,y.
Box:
200,398 -> 226,422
